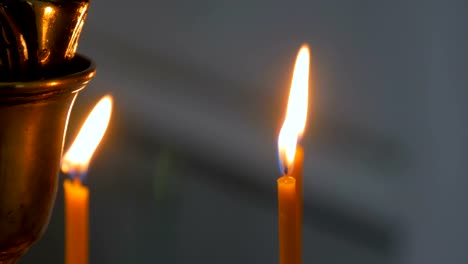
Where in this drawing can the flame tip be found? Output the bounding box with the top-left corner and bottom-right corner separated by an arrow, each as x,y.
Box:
299,43 -> 310,53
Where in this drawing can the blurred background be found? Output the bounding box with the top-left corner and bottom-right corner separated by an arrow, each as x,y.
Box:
21,0 -> 467,263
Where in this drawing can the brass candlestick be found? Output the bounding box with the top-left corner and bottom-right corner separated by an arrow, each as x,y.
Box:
0,0 -> 92,262
0,55 -> 95,264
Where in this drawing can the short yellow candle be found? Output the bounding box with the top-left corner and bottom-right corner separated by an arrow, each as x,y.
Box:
64,178 -> 89,264
61,95 -> 113,264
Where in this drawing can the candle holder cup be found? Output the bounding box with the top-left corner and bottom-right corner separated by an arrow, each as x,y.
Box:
0,55 -> 95,264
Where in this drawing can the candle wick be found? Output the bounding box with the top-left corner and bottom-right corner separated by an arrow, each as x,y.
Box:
68,170 -> 85,184
73,177 -> 81,185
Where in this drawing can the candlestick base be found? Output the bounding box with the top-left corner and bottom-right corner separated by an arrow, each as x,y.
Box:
0,55 -> 95,264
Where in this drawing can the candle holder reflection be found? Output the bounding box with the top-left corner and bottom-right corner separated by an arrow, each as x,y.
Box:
0,55 -> 95,264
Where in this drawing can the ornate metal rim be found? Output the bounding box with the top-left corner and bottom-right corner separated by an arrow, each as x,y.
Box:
0,54 -> 95,100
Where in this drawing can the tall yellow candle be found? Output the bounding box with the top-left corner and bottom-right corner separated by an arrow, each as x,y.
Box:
61,95 -> 113,264
291,146 -> 304,259
277,45 -> 309,264
277,147 -> 304,264
278,176 -> 298,264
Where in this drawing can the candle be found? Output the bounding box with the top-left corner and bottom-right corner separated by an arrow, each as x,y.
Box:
61,95 -> 113,264
292,146 -> 304,254
277,175 -> 298,264
63,178 -> 89,264
277,45 -> 310,264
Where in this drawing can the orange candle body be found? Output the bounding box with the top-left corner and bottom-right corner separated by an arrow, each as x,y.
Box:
292,146 -> 304,210
291,146 -> 304,261
278,147 -> 303,264
277,176 -> 298,264
64,178 -> 89,264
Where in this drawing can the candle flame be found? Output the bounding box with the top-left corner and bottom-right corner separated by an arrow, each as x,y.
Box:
61,95 -> 113,175
278,45 -> 310,174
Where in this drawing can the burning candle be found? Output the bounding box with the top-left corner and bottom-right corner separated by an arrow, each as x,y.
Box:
61,95 -> 113,264
277,45 -> 310,264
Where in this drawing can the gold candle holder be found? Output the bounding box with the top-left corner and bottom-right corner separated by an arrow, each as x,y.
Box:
0,55 -> 95,264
